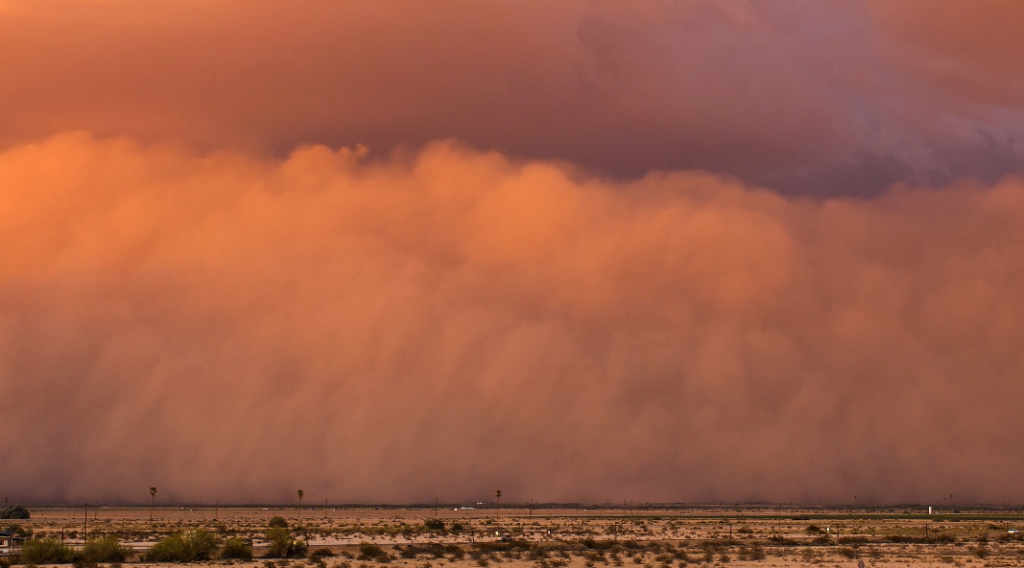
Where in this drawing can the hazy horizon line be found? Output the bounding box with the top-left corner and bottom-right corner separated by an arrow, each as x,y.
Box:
8,502 -> 1015,510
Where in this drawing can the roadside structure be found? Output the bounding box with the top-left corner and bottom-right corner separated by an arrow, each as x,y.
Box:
0,531 -> 25,555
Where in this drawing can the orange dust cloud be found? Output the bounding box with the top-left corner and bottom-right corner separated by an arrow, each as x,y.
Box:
1,133 -> 1022,504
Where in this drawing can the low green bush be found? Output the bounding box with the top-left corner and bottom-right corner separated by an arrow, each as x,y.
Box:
144,528 -> 221,562
221,537 -> 253,560
264,527 -> 307,559
22,537 -> 74,564
269,516 -> 289,529
82,535 -> 134,562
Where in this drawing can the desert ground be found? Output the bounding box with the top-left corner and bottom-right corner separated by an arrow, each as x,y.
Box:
4,505 -> 1024,568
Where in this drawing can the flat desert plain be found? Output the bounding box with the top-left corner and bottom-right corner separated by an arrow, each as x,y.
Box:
5,506 -> 1024,568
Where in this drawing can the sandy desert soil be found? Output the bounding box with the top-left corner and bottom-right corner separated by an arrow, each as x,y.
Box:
4,507 -> 1024,568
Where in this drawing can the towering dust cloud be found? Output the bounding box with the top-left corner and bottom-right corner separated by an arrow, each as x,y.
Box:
1,134 -> 1022,504
1,0 -> 1023,505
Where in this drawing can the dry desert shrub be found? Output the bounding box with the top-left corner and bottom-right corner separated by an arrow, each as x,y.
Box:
357,543 -> 389,563
654,553 -> 674,564
839,536 -> 869,545
737,546 -> 764,561
811,535 -> 832,545
310,548 -> 335,560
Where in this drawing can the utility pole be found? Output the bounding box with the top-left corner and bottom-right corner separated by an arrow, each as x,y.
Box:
435,498 -> 439,518
215,499 -> 219,520
631,499 -> 635,533
84,503 -> 89,544
325,498 -> 329,520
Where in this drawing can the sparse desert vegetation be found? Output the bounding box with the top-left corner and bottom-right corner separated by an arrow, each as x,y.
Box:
3,506 -> 1024,568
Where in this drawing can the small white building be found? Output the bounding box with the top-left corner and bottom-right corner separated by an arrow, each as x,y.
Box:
0,532 -> 19,554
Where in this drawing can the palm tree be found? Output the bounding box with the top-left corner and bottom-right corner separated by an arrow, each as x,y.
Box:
297,489 -> 304,521
495,490 -> 502,517
149,487 -> 158,521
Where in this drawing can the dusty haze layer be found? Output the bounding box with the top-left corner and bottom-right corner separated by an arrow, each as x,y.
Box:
1,134 -> 1023,505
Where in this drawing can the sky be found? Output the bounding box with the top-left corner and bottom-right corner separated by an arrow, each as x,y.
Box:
1,0 -> 1023,506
